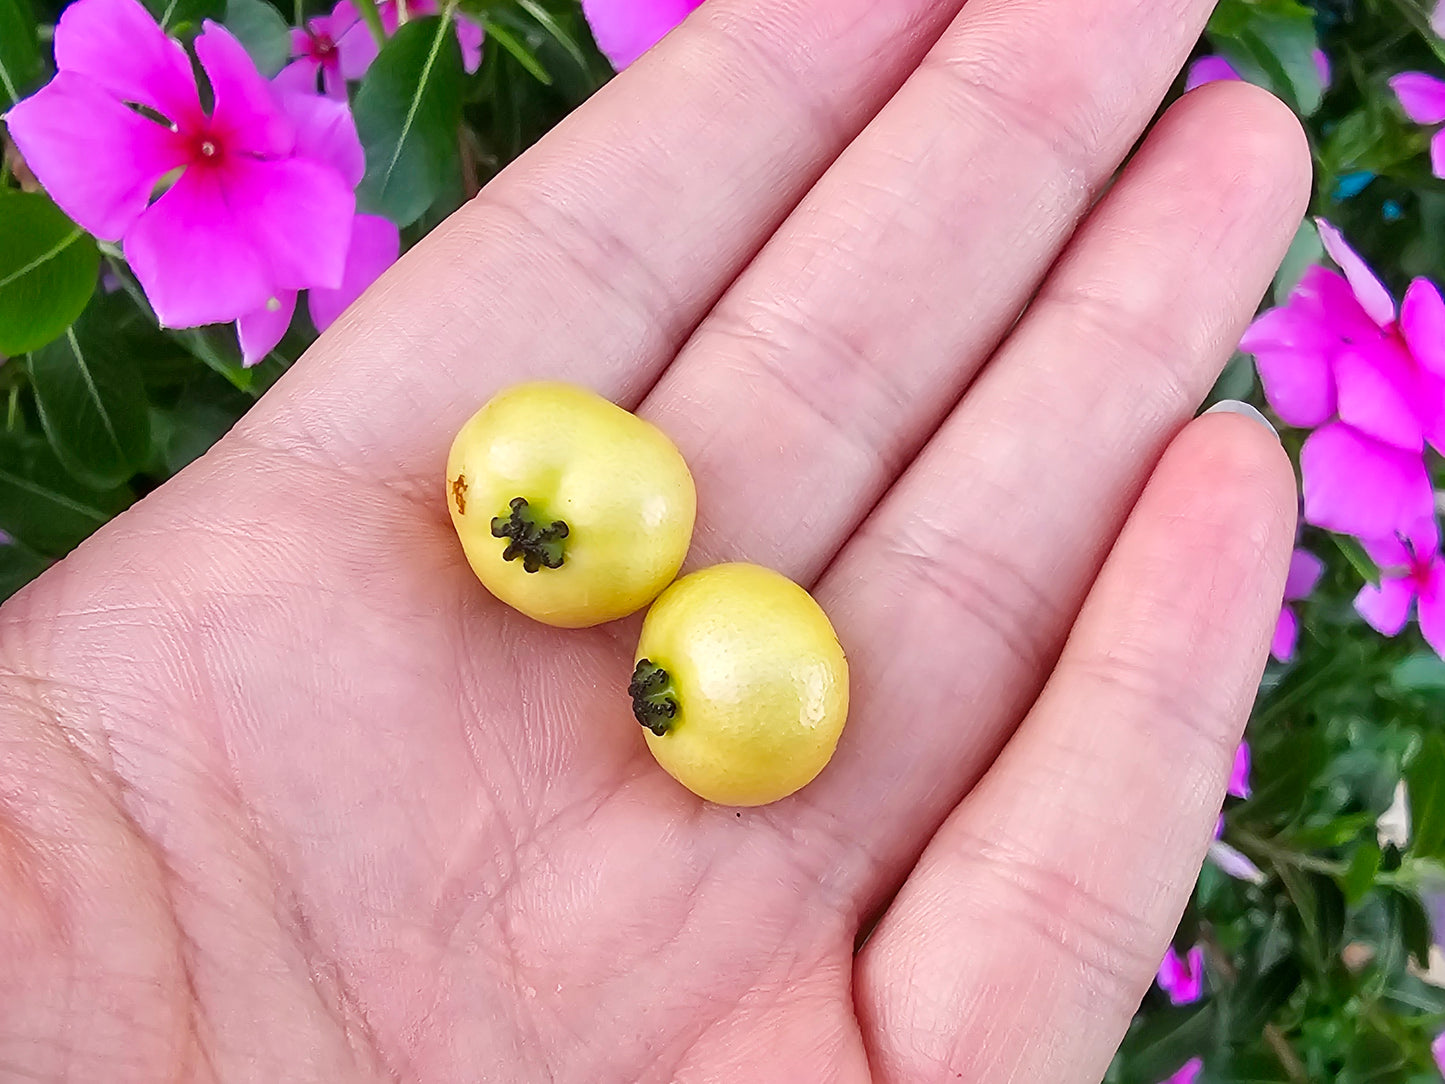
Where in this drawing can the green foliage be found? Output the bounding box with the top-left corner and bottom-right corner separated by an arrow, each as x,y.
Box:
0,0 -> 43,107
355,15 -> 466,227
224,0 -> 291,76
0,191 -> 100,356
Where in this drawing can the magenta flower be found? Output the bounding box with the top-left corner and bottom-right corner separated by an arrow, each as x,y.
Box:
1241,221 -> 1445,538
1186,50 -> 1330,93
582,0 -> 702,70
1228,741 -> 1251,800
382,0 -> 485,74
1391,72 -> 1445,178
4,0 -> 355,329
1157,945 -> 1205,1005
1354,516 -> 1445,657
1272,548 -> 1324,661
236,87 -> 399,364
1158,1059 -> 1204,1084
1433,1031 -> 1445,1076
278,0 -> 378,98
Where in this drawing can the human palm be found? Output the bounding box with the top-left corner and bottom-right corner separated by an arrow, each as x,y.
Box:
0,0 -> 1310,1080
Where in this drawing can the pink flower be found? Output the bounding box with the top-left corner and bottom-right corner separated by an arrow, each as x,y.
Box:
1241,221 -> 1445,538
1354,516 -> 1445,657
1157,945 -> 1205,1005
278,0 -> 378,98
1210,816 -> 1265,883
4,0 -> 354,329
1433,1031 -> 1445,1075
1185,50 -> 1330,93
1272,549 -> 1324,661
1391,72 -> 1445,178
581,0 -> 702,70
1186,55 -> 1241,91
236,87 -> 399,364
382,0 -> 484,74
1228,741 -> 1251,800
1159,1059 -> 1203,1084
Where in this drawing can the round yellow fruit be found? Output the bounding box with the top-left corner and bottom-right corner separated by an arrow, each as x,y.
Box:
446,381 -> 696,628
630,563 -> 849,806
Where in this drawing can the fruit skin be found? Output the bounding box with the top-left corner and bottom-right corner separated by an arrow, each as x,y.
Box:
633,563 -> 849,806
446,381 -> 696,628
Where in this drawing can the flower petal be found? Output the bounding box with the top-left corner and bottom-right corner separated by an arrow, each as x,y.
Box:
1156,945 -> 1205,1005
236,291 -> 298,365
1284,549 -> 1325,601
274,56 -> 323,95
1185,55 -> 1241,91
1356,576 -> 1417,637
1161,1058 -> 1204,1084
1316,219 -> 1396,328
52,0 -> 201,125
196,22 -> 293,156
336,7 -> 380,80
277,88 -> 365,187
1208,840 -> 1266,884
581,0 -> 703,70
1271,605 -> 1299,662
1314,48 -> 1332,90
455,12 -> 485,74
1433,129 -> 1445,182
220,156 -> 356,292
1401,278 -> 1445,378
1419,560 -> 1445,659
124,168 -> 275,326
307,214 -> 400,331
1301,423 -> 1435,538
1334,342 -> 1425,451
1239,304 -> 1337,428
4,72 -> 186,240
1392,72 -> 1445,125
1229,742 -> 1251,800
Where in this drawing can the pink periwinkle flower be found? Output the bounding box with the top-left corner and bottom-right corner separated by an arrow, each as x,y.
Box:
1228,741 -> 1251,800
4,0 -> 355,329
1391,72 -> 1445,178
1354,516 -> 1445,657
278,0 -> 378,98
1186,49 -> 1330,93
236,87 -> 399,363
1158,1059 -> 1204,1084
1210,816 -> 1265,883
1434,1031 -> 1445,1076
1241,221 -> 1445,539
1272,548 -> 1324,661
382,0 -> 484,73
582,0 -> 702,70
1157,945 -> 1205,1005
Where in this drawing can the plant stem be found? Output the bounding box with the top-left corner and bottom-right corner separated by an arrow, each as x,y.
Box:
354,0 -> 386,48
1264,1024 -> 1308,1084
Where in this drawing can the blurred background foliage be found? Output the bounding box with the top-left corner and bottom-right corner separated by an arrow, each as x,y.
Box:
5,0 -> 1445,1079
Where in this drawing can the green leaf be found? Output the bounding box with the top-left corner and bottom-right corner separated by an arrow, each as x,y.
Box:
28,302 -> 153,489
0,432 -> 131,557
1225,959 -> 1302,1042
1340,840 -> 1382,906
483,16 -> 552,84
1278,866 -> 1345,971
0,0 -> 42,108
0,192 -> 101,357
1393,652 -> 1445,693
355,15 -> 465,227
1408,733 -> 1445,859
1117,1002 -> 1217,1082
1333,533 -> 1382,588
0,536 -> 51,602
143,0 -> 224,33
1273,219 -> 1323,300
224,0 -> 291,76
1207,0 -> 1325,115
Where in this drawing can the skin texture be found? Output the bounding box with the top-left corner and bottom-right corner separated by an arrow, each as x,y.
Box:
635,563 -> 849,806
0,0 -> 1309,1081
446,381 -> 696,627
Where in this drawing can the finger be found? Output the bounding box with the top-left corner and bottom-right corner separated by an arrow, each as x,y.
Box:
854,412 -> 1296,1083
640,0 -> 1220,580
770,83 -> 1309,896
240,0 -> 967,485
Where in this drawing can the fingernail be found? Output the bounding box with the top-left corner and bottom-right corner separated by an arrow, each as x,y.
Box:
1203,399 -> 1279,441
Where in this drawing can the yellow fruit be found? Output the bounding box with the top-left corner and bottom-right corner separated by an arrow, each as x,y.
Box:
446,381 -> 696,628
630,563 -> 849,806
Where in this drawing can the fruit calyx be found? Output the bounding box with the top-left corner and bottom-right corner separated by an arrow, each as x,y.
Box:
630,659 -> 678,736
491,497 -> 569,573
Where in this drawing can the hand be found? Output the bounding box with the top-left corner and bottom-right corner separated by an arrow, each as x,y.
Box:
0,0 -> 1309,1080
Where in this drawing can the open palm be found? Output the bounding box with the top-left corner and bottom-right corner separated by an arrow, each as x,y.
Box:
0,0 -> 1310,1080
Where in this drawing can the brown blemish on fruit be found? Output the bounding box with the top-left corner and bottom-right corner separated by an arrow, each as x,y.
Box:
451,474 -> 468,515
